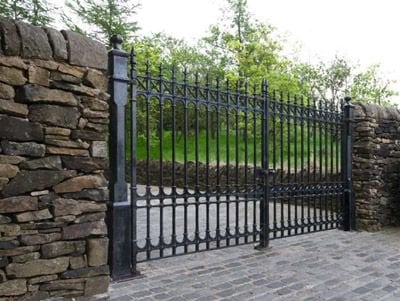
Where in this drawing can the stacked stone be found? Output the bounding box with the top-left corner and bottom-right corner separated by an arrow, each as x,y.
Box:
0,19 -> 110,300
133,160 -> 333,191
353,102 -> 400,231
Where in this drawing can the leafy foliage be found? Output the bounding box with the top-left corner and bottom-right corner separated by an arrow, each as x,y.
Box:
351,64 -> 398,105
297,56 -> 397,104
0,0 -> 54,26
63,0 -> 140,46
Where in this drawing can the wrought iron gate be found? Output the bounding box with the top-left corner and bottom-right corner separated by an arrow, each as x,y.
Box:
107,36 -> 354,280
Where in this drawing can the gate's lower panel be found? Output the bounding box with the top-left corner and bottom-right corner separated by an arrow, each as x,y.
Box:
269,182 -> 343,239
134,185 -> 262,262
133,182 -> 343,262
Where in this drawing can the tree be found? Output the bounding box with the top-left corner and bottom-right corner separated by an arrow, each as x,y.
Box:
0,0 -> 29,21
0,0 -> 53,26
28,0 -> 53,26
296,57 -> 397,105
296,56 -> 353,102
202,0 -> 304,95
63,0 -> 140,46
351,64 -> 397,105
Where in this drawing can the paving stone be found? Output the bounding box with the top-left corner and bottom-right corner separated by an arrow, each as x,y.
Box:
108,230 -> 400,301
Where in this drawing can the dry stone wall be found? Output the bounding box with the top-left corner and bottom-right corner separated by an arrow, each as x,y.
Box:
0,18 -> 110,300
353,102 -> 400,231
132,160 -> 332,190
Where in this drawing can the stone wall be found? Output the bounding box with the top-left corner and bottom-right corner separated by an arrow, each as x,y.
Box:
353,102 -> 400,231
132,160 -> 335,190
0,18 -> 110,300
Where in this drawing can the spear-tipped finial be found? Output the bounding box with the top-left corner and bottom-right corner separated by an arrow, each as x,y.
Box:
111,35 -> 123,50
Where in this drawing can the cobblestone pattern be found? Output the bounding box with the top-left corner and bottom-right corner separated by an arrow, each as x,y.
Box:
353,102 -> 400,231
0,18 -> 110,300
110,229 -> 400,301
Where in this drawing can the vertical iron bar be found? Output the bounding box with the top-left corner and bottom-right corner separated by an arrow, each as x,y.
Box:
294,95 -> 298,235
287,94 -> 291,235
145,60 -> 151,260
272,90 -> 277,238
216,78 -> 221,247
342,96 -> 354,231
324,100 -> 329,229
312,98 -> 317,231
194,73 -> 200,251
108,35 -> 133,280
235,83 -> 240,244
307,98 -> 311,232
252,90 -> 257,242
158,64 -> 164,257
183,68 -> 189,253
280,91 -> 284,237
300,96 -> 305,233
319,99 -> 323,230
256,80 -> 270,248
243,86 -> 249,243
330,101 -> 335,227
205,74 -> 211,249
171,66 -> 177,255
226,79 -> 231,246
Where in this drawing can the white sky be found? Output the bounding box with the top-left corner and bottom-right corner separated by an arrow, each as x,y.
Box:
135,0 -> 400,103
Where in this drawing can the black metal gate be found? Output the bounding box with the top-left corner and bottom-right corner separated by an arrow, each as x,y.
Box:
107,37 -> 354,280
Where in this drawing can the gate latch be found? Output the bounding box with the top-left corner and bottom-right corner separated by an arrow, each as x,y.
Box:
256,168 -> 277,177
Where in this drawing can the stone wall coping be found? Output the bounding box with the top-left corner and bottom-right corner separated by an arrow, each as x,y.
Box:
0,17 -> 107,70
354,102 -> 400,121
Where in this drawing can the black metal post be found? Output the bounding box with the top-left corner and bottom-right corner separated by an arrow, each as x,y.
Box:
256,79 -> 270,249
107,35 -> 134,280
342,96 -> 354,231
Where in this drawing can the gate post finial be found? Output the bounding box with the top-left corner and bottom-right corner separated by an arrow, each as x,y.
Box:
111,34 -> 123,50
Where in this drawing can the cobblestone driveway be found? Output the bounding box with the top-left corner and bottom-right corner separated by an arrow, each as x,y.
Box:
110,229 -> 400,301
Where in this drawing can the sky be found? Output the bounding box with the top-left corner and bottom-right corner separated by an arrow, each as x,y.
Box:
134,0 -> 400,103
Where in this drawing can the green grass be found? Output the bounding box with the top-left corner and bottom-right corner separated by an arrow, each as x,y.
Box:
131,130 -> 340,170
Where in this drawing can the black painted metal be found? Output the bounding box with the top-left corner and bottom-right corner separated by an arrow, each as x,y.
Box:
107,35 -> 135,280
342,96 -> 354,231
108,40 -> 354,280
